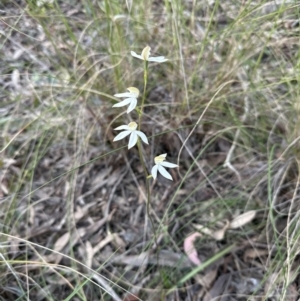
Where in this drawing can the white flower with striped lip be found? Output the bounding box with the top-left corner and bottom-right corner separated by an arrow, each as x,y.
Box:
113,87 -> 139,113
113,122 -> 148,149
131,46 -> 168,63
151,154 -> 178,181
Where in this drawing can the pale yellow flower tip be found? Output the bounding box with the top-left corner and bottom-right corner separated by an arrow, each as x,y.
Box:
127,87 -> 140,97
128,121 -> 138,130
154,153 -> 167,164
131,46 -> 168,63
141,46 -> 151,61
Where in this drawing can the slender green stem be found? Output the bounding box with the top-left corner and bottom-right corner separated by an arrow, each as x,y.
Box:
138,61 -> 148,131
137,139 -> 148,179
137,140 -> 157,244
137,61 -> 149,177
136,61 -> 158,249
137,60 -> 149,179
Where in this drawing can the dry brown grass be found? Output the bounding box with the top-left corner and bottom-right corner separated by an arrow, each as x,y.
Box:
0,0 -> 300,300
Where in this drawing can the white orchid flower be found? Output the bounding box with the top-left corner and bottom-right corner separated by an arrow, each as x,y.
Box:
131,46 -> 168,63
151,153 -> 178,181
113,87 -> 139,113
113,121 -> 148,149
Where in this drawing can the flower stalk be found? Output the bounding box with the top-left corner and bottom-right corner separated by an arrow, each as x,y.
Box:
136,139 -> 155,242
138,60 -> 148,131
111,45 -> 176,252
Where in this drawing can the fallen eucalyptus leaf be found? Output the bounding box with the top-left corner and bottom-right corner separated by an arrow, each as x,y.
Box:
183,232 -> 202,265
230,210 -> 256,229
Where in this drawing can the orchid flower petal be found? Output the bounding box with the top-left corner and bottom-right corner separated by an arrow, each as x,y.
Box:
158,165 -> 173,180
127,87 -> 139,97
128,132 -> 138,149
136,131 -> 149,144
154,153 -> 167,164
131,47 -> 167,63
113,131 -> 131,141
141,46 -> 151,60
130,51 -> 143,60
114,125 -> 131,130
160,162 -> 178,168
114,92 -> 136,98
127,98 -> 137,113
151,165 -> 158,180
112,98 -> 133,108
147,56 -> 168,62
